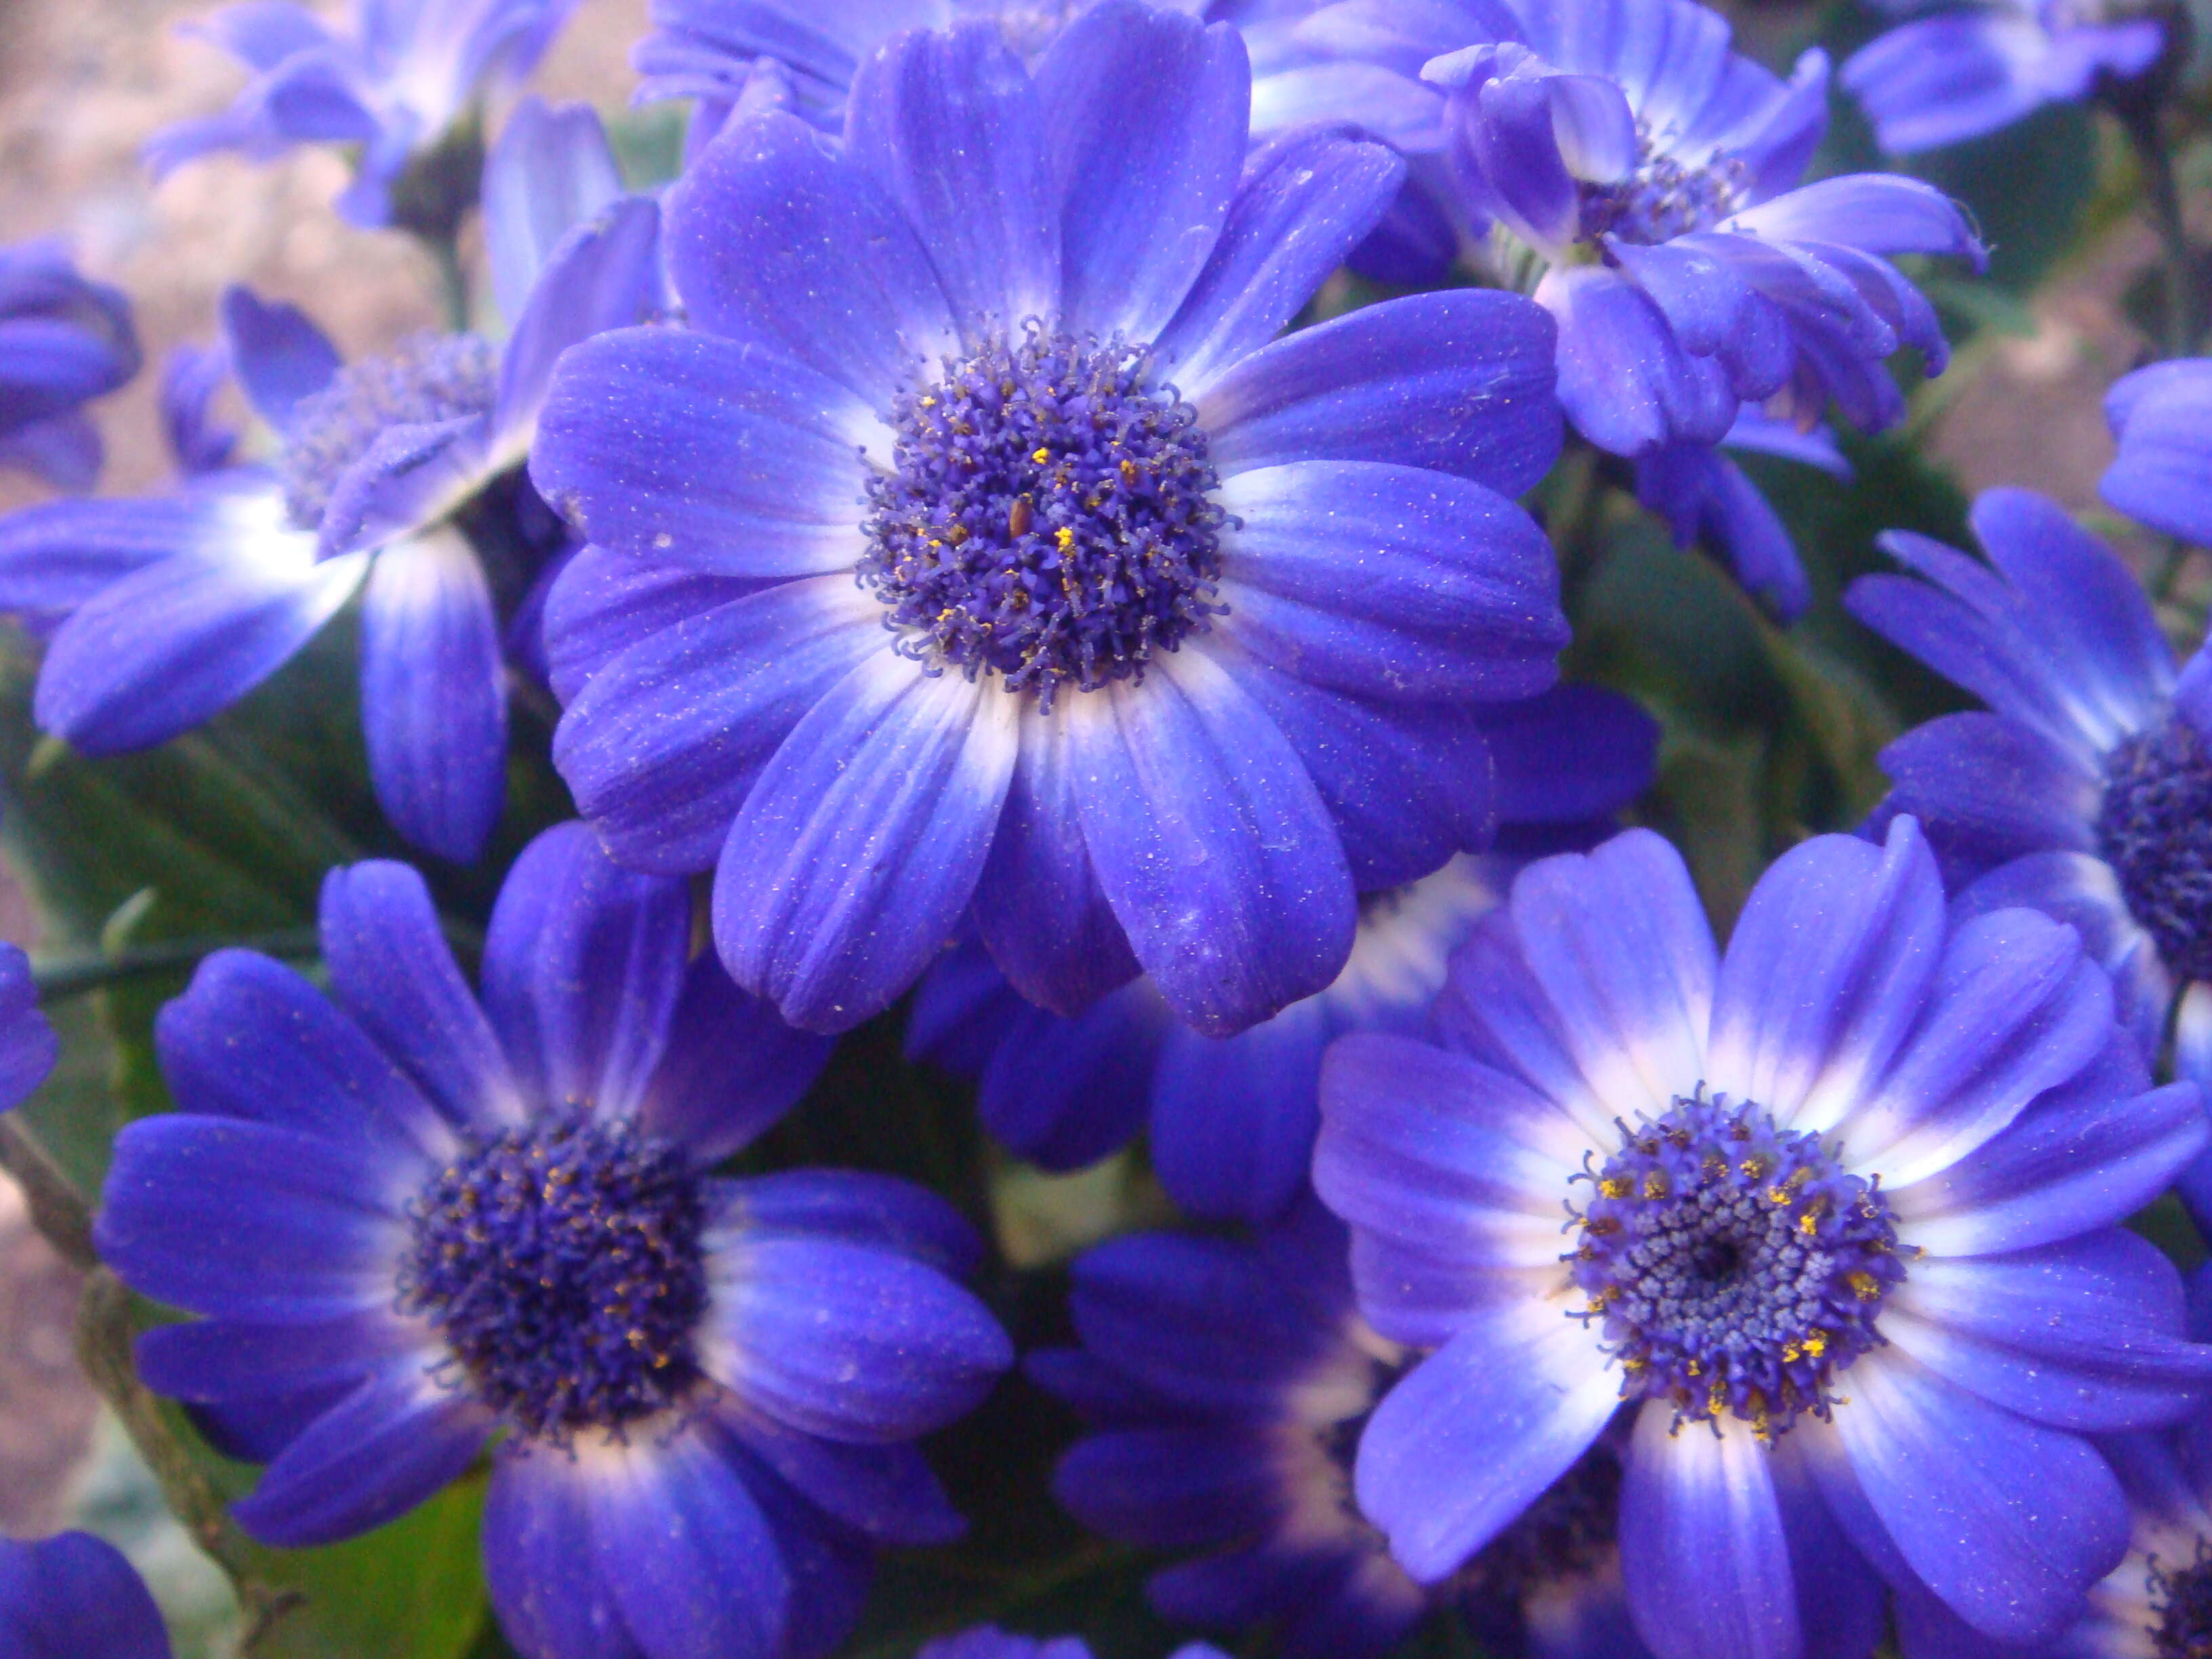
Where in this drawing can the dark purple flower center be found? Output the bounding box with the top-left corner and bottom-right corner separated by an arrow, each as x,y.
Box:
398,1117 -> 710,1440
1459,1441 -> 1622,1603
1567,1090 -> 1904,1437
1584,132 -> 1747,246
2097,715 -> 2212,982
281,331 -> 495,529
2152,1540 -> 2212,1658
857,324 -> 1228,708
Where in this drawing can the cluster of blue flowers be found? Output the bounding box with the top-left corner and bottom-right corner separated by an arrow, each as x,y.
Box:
1,0 -> 2211,1655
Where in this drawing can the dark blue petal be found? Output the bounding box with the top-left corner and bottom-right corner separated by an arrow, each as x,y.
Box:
483,1448 -> 647,1659
480,822 -> 692,1120
717,1169 -> 983,1282
1216,459 -> 1566,703
532,327 -> 875,580
1150,1002 -> 1331,1223
705,1234 -> 1011,1441
844,20 -> 1060,338
1199,288 -> 1560,495
1353,1315 -> 1618,1582
634,960 -> 832,1163
493,195 -> 663,447
318,859 -> 522,1132
0,1532 -> 171,1659
553,575 -> 884,876
1153,125 -> 1404,397
0,479 -> 258,617
1035,0 -> 1248,342
359,529 -> 508,862
482,98 -> 627,325
664,110 -> 956,406
718,1401 -> 964,1545
1873,713 -> 2101,882
0,944 -> 57,1113
541,543 -> 764,707
971,706 -> 1144,1016
153,947 -> 455,1160
1828,1350 -> 2128,1646
96,1117 -> 407,1322
1478,683 -> 1658,827
35,506 -> 365,754
1884,1229 -> 2212,1432
1052,1426 -> 1282,1547
136,1308 -> 419,1404
2103,359 -> 2212,548
712,655 -> 1020,1034
231,1361 -> 491,1545
217,286 -> 340,434
1068,646 -> 1356,1038
1538,264 -> 1736,457
1618,1407 -> 1799,1659
975,987 -> 1161,1172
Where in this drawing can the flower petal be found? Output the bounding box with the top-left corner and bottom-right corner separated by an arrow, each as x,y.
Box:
481,97 -> 628,326
1619,1411 -> 1799,1659
1067,645 -> 1357,1038
712,653 -> 1020,1034
0,1533 -> 171,1659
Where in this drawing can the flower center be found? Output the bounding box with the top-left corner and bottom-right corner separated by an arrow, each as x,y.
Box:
858,325 -> 1227,708
1567,1090 -> 1905,1437
1584,134 -> 1747,246
398,1117 -> 710,1441
2152,1542 -> 2212,1658
2097,716 -> 2212,982
281,331 -> 496,529
1459,1441 -> 1622,1603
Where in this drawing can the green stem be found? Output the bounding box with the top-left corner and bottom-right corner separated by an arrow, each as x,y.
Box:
2155,536 -> 2194,600
0,1113 -> 94,1271
33,928 -> 324,1004
75,1271 -> 305,1652
432,234 -> 472,333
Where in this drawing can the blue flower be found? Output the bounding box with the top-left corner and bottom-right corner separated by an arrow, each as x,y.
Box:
2103,358 -> 2212,549
1845,487 -> 2212,1209
531,1 -> 1569,1040
1890,1380 -> 2212,1658
0,102 -> 659,862
94,823 -> 1012,1659
145,0 -> 583,228
1313,818 -> 2212,1659
919,1628 -> 1228,1659
1843,1 -> 2165,155
908,684 -> 1656,1220
0,1531 -> 171,1658
1032,1206 -> 1651,1659
1276,0 -> 1982,462
0,240 -> 140,493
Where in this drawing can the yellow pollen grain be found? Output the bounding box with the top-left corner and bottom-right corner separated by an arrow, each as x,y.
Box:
1032,447 -> 1052,463
1847,1271 -> 1882,1300
1056,527 -> 1075,552
1643,1172 -> 1668,1200
1599,1176 -> 1632,1199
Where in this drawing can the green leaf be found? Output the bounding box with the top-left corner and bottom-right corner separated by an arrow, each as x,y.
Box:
250,1479 -> 490,1659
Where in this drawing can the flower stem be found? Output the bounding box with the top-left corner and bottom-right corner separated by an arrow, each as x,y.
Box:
75,1269 -> 306,1652
2115,94 -> 2198,357
0,1113 -> 94,1271
33,927 -> 324,1004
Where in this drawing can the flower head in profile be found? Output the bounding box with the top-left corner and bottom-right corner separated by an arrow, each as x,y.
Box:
908,684 -> 1656,1221
533,0 -> 1569,1041
146,0 -> 583,228
1843,0 -> 2165,155
0,240 -> 140,493
1438,0 -> 1980,447
96,823 -> 1012,1659
0,1531 -> 172,1659
1847,487 -> 2212,1212
1033,1205 -> 1650,1659
1314,819 -> 2212,1659
0,102 -> 659,863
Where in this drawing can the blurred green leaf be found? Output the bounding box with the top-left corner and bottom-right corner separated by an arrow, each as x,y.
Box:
251,1479 -> 490,1659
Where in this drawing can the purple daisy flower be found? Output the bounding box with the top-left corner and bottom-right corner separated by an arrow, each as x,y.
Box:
1279,0 -> 1979,436
0,1531 -> 171,1659
2103,359 -> 2212,550
907,684 -> 1657,1221
145,0 -> 583,228
0,102 -> 659,862
1843,0 -> 2165,156
1891,1326 -> 2212,1659
1313,818 -> 2212,1659
1033,1204 -> 1652,1659
1845,487 -> 2212,1208
95,823 -> 1012,1659
0,241 -> 140,494
531,0 -> 1570,1040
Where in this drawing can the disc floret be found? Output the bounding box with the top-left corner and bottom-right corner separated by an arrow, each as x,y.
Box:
1567,1088 -> 1906,1437
2097,715 -> 2212,982
858,322 -> 1229,707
